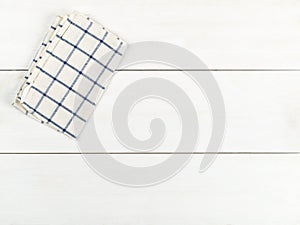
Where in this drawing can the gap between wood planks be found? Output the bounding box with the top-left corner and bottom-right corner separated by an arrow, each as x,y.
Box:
3,69 -> 300,72
0,152 -> 298,154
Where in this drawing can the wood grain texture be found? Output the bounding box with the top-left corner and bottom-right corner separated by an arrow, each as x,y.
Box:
1,0 -> 300,69
2,71 -> 300,152
0,154 -> 299,224
0,1 -> 300,223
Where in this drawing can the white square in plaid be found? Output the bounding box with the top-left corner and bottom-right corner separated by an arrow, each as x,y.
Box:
32,73 -> 53,93
51,107 -> 74,128
93,43 -> 114,63
96,69 -> 114,87
61,19 -> 88,44
63,91 -> 82,113
77,100 -> 95,121
88,85 -> 104,103
42,57 -> 64,78
47,81 -> 69,103
14,12 -> 127,139
67,116 -> 86,136
68,49 -> 89,71
82,61 -> 103,81
54,66 -> 78,86
78,32 -> 100,55
74,75 -> 97,97
34,95 -> 59,119
51,39 -> 74,62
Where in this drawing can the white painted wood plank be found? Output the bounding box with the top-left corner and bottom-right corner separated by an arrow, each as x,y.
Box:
0,154 -> 299,224
1,71 -> 300,152
1,0 -> 300,68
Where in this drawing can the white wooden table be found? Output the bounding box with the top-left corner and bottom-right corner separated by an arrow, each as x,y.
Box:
1,0 -> 300,224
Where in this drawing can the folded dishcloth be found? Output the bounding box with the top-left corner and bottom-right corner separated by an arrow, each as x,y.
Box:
14,12 -> 127,139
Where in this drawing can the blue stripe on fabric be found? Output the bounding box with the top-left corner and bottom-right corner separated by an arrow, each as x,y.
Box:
32,21 -> 93,113
67,18 -> 123,56
23,102 -> 76,139
36,66 -> 96,106
48,31 -> 109,122
45,50 -> 105,89
63,41 -> 124,132
55,34 -> 113,73
31,86 -> 87,123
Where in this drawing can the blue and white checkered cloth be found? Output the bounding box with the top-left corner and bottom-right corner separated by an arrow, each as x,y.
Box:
14,12 -> 127,139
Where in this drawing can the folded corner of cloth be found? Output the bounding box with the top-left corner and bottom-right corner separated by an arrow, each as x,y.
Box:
13,12 -> 127,139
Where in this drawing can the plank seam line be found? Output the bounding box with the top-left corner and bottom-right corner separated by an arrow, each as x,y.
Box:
3,69 -> 300,72
0,152 -> 298,155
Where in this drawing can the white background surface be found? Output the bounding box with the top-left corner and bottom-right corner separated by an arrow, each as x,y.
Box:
1,0 -> 300,224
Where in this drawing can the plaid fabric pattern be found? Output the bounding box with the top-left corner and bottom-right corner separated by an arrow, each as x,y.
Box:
14,12 -> 127,139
